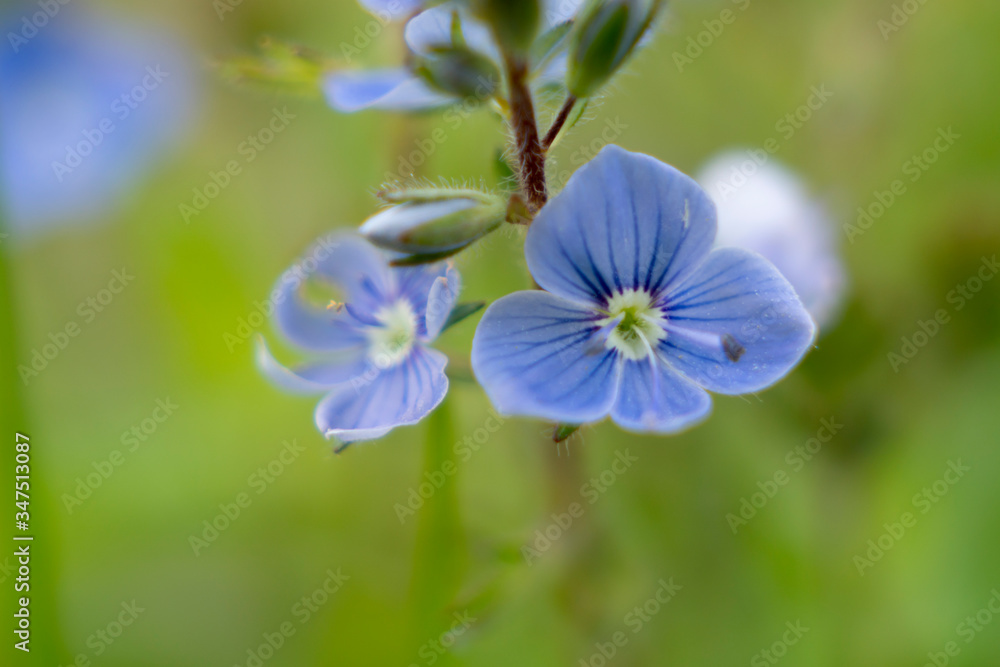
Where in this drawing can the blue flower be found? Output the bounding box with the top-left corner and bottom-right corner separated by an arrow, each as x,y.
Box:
0,8 -> 196,237
471,146 -> 816,434
697,151 -> 847,330
324,0 -> 583,113
258,232 -> 459,445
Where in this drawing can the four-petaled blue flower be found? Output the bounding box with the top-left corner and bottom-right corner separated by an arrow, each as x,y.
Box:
471,146 -> 816,434
325,0 -> 584,113
258,233 -> 459,444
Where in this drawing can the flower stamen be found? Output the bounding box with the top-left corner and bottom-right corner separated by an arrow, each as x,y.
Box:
366,299 -> 418,367
596,288 -> 667,360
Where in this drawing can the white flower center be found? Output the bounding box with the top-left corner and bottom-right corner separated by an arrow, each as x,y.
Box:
367,299 -> 418,368
598,289 -> 667,361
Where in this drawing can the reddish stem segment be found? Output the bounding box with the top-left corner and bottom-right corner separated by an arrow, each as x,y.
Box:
542,95 -> 577,150
505,54 -> 548,213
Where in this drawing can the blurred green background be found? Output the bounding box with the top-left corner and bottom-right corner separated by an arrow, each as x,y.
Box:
3,0 -> 1000,665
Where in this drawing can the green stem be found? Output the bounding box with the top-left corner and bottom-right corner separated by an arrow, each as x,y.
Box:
408,398 -> 466,655
544,435 -> 607,652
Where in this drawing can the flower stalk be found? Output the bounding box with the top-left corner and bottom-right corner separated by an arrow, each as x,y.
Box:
503,52 -> 548,213
542,94 -> 577,150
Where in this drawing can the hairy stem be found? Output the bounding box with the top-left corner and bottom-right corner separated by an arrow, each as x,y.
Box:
542,94 -> 577,150
504,53 -> 548,213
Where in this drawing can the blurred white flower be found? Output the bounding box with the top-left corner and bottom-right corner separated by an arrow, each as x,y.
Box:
697,151 -> 847,331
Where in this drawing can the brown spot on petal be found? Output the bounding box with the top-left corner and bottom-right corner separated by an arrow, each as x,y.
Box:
722,334 -> 746,362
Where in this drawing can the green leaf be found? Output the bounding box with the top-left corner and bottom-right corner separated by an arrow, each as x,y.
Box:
440,302 -> 486,333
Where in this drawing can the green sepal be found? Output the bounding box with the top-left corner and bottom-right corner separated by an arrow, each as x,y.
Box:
378,186 -> 497,205
531,20 -> 573,70
566,0 -> 664,98
472,0 -> 541,54
566,3 -> 630,98
493,149 -> 518,190
440,301 -> 486,334
389,246 -> 470,267
413,45 -> 501,100
553,423 -> 582,443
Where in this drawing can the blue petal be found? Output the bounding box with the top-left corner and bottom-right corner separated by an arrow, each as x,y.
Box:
256,336 -> 368,394
310,232 -> 394,309
272,233 -> 389,350
697,151 -> 847,329
612,358 -> 712,433
388,262 -> 455,340
526,145 -> 717,306
405,4 -> 501,64
322,68 -> 453,113
661,247 -> 816,395
315,346 -> 449,443
471,291 -> 621,423
358,0 -> 424,20
423,265 -> 461,341
273,280 -> 369,352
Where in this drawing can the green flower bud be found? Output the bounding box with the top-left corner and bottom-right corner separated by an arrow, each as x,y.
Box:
361,189 -> 507,254
566,0 -> 661,99
413,45 -> 501,100
471,0 -> 541,54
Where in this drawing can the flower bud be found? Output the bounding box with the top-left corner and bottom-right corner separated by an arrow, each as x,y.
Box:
566,0 -> 661,98
361,189 -> 507,254
471,0 -> 541,54
413,45 -> 501,100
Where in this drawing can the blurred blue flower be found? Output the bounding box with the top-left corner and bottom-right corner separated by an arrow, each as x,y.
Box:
258,232 -> 459,445
0,8 -> 197,237
472,146 -> 815,433
696,151 -> 848,330
324,0 -> 583,113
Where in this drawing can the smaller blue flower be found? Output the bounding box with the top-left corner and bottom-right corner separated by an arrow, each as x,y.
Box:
258,232 -> 459,445
324,0 -> 584,113
472,146 -> 816,434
